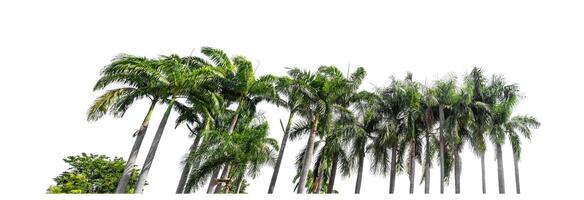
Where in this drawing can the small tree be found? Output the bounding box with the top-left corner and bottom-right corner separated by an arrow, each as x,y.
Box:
47,153 -> 141,194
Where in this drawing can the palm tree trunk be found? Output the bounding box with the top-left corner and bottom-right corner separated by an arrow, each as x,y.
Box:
454,144 -> 461,194
134,97 -> 176,193
215,163 -> 232,193
409,141 -> 415,194
496,143 -> 505,194
354,152 -> 364,194
115,99 -> 157,193
481,153 -> 486,194
297,114 -> 319,194
327,152 -> 339,193
389,146 -> 397,194
424,113 -> 432,194
235,173 -> 245,193
315,162 -> 324,193
175,131 -> 203,193
268,111 -> 295,194
438,106 -> 445,194
513,151 -> 520,194
206,168 -> 221,193
424,134 -> 430,194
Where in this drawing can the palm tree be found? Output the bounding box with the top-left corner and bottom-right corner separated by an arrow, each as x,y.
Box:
506,115 -> 540,194
267,71 -> 308,194
349,91 -> 383,193
433,75 -> 458,194
210,55 -> 277,192
321,66 -> 366,193
375,76 -> 407,194
133,54 -> 221,193
290,67 -> 323,194
464,67 -> 490,194
445,84 -> 476,194
173,91 -> 223,193
420,84 -> 438,194
400,73 -> 423,194
87,54 -> 164,193
484,74 -> 514,194
183,112 -> 279,193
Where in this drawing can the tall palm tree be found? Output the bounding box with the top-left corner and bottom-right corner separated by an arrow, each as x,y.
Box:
375,76 -> 408,194
445,84 -> 476,194
464,67 -> 490,194
173,91 -> 222,193
485,74 -> 519,194
266,72 -> 306,194
506,115 -> 540,194
133,54 -> 221,193
400,73 -> 423,194
321,66 -> 366,193
433,75 -> 458,194
211,56 -> 277,192
349,91 -> 383,193
87,54 -> 164,193
420,84 -> 438,194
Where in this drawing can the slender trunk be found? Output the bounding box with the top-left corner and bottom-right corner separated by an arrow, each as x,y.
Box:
481,153 -> 486,194
268,111 -> 295,194
496,143 -> 505,194
297,114 -> 319,194
424,134 -> 430,194
513,151 -> 520,194
389,146 -> 397,194
327,152 -> 339,193
315,162 -> 324,193
454,144 -> 461,194
134,97 -> 176,193
175,131 -> 203,193
206,168 -> 220,193
424,111 -> 432,194
235,173 -> 245,193
355,152 -> 364,194
438,106 -> 445,194
215,163 -> 232,193
409,141 -> 415,194
115,100 -> 157,193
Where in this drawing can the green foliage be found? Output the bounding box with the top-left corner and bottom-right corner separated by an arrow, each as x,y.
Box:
47,153 -> 141,194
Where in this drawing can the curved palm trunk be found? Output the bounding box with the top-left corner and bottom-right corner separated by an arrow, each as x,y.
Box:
206,168 -> 221,193
268,112 -> 295,193
513,151 -> 520,194
175,131 -> 203,193
297,115 -> 319,194
354,152 -> 364,194
327,152 -> 339,193
454,144 -> 461,194
409,141 -> 415,194
134,97 -> 176,193
481,153 -> 486,194
115,100 -> 157,193
496,143 -> 505,194
438,106 -> 445,194
389,146 -> 397,194
235,173 -> 245,193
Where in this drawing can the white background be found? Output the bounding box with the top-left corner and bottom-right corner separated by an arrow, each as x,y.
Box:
1,0 -> 583,196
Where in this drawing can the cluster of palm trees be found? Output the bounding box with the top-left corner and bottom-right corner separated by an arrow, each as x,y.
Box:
88,47 -> 539,194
